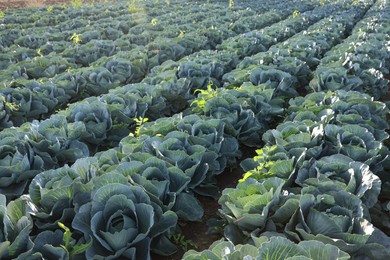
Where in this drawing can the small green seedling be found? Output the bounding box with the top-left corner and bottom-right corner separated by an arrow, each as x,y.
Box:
129,116 -> 149,137
58,222 -> 92,259
70,32 -> 82,44
172,233 -> 198,252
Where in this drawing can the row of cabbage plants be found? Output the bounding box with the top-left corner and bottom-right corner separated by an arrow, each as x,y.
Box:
0,1 -> 316,130
206,90 -> 389,259
0,0 -> 162,29
0,0 -> 281,30
193,1 -> 372,147
0,1 -> 179,51
1,0 -> 254,47
0,1 -> 265,75
0,0 -> 309,71
186,0 -> 390,258
0,1 -> 270,69
0,0 -> 376,259
0,0 -> 338,200
308,0 -> 390,99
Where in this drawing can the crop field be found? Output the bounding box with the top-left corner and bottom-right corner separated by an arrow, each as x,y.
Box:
0,0 -> 390,259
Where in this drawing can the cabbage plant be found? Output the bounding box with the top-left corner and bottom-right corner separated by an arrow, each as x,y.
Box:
250,67 -> 299,98
120,131 -> 228,199
217,177 -> 285,244
73,183 -> 177,259
28,115 -> 90,166
285,192 -> 390,257
67,99 -> 112,146
111,157 -> 203,221
324,124 -> 389,171
0,129 -> 44,198
296,155 -> 381,209
27,167 -> 79,230
189,84 -> 284,146
0,195 -> 34,259
183,236 -> 350,260
287,90 -> 389,138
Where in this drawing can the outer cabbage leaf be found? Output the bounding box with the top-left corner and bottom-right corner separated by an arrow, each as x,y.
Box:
29,230 -> 69,259
0,195 -> 34,259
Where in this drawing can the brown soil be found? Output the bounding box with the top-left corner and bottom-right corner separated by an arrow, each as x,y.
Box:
383,74 -> 390,147
383,74 -> 390,102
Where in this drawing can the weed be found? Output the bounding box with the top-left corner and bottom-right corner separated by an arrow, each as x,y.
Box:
151,18 -> 158,25
178,30 -> 186,38
58,222 -> 92,259
191,81 -> 219,113
129,116 -> 149,137
128,5 -> 137,13
172,233 -> 198,252
37,48 -> 43,58
127,0 -> 141,13
1,96 -> 19,111
70,0 -> 83,9
228,0 -> 234,8
70,32 -> 82,44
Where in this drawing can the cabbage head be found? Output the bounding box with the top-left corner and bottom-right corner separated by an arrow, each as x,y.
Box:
27,167 -> 79,230
72,183 -> 177,259
296,154 -> 381,208
183,236 -> 350,260
67,98 -> 112,145
217,177 -> 285,244
285,192 -> 390,257
112,157 -> 203,221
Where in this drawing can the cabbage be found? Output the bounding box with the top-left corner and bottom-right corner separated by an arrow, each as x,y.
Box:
183,236 -> 350,260
73,183 -> 177,259
120,116 -> 240,198
111,157 -> 203,221
217,177 -> 285,244
0,195 -> 34,259
27,167 -> 79,230
67,99 -> 113,146
296,155 -> 381,208
0,129 -> 44,199
285,192 -> 390,257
